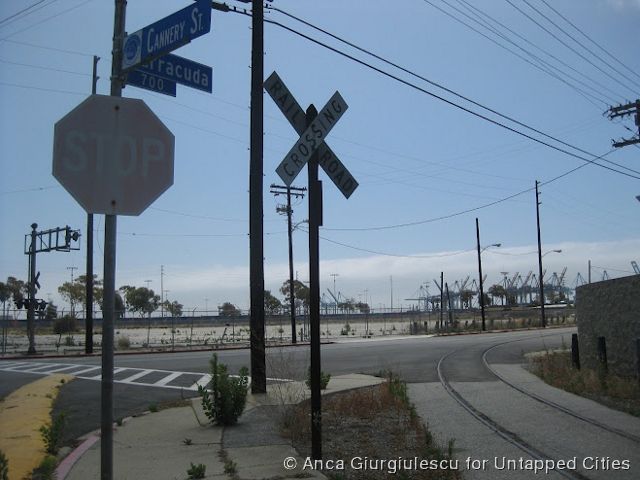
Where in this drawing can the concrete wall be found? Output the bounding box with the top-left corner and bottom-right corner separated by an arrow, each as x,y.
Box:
576,275 -> 640,377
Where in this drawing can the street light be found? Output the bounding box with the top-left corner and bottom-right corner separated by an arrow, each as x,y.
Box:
476,217 -> 501,332
542,249 -> 562,257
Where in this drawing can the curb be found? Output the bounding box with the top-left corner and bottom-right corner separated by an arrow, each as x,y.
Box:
55,434 -> 99,480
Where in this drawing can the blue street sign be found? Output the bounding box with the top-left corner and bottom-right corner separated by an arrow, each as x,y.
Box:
122,0 -> 211,71
126,70 -> 177,97
138,53 -> 212,93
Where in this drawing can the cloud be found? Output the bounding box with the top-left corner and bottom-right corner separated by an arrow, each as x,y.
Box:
153,238 -> 640,311
604,0 -> 640,10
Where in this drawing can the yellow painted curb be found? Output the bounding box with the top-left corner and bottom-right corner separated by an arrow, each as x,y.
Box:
0,374 -> 74,480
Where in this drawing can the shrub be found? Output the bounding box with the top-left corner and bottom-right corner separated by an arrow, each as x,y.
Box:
186,462 -> 206,479
305,367 -> 331,390
39,412 -> 65,455
53,316 -> 76,335
32,455 -> 57,480
0,449 -> 8,480
197,353 -> 249,426
116,335 -> 131,350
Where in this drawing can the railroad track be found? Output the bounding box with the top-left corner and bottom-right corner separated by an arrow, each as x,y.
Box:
436,331 -> 638,480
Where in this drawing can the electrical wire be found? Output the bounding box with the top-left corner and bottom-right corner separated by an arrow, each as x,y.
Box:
504,0 -> 639,97
529,0 -> 640,92
450,0 -> 621,104
1,38 -> 95,57
322,148 -> 616,232
538,0 -> 640,84
0,0 -> 48,27
261,14 -> 640,180
0,57 -> 91,77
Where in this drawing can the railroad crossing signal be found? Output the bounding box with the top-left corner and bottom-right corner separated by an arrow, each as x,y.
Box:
264,72 -> 359,198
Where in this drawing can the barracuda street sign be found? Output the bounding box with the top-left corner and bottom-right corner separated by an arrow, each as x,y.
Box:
137,53 -> 212,93
121,0 -> 211,72
264,71 -> 358,199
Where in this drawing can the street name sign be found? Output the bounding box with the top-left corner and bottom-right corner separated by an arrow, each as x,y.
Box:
264,71 -> 358,198
126,70 -> 177,97
137,53 -> 212,93
52,95 -> 175,216
122,0 -> 211,71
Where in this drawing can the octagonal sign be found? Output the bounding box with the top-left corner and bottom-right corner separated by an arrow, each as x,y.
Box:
53,94 -> 175,216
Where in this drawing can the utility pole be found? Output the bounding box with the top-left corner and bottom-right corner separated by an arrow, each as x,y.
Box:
86,54 -> 99,355
329,273 -> 339,314
27,223 -> 37,354
606,100 -> 640,148
476,218 -> 487,331
249,0 -> 266,394
103,2 -> 126,478
440,272 -> 444,329
67,266 -> 78,316
390,275 -> 393,313
160,265 -> 164,319
536,180 -> 546,328
270,184 -> 306,344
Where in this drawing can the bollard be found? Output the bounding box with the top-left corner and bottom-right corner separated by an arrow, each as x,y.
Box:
571,333 -> 580,370
597,336 -> 608,373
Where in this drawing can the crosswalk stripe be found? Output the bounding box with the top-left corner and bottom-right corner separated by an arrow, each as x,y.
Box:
119,369 -> 153,383
153,371 -> 182,387
86,367 -> 126,380
190,374 -> 212,390
45,365 -> 83,373
69,366 -> 101,375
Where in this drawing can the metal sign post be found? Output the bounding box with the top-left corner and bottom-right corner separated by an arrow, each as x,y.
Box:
264,72 -> 357,459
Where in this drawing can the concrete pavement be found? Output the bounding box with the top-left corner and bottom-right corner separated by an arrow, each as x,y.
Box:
57,374 -> 384,480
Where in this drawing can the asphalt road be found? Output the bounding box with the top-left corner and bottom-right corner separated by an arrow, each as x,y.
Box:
0,327 -> 573,446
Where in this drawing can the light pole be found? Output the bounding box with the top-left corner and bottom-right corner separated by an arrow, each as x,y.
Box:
476,218 -> 501,331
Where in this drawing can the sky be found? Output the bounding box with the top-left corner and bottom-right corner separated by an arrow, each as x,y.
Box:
1,0 -> 639,315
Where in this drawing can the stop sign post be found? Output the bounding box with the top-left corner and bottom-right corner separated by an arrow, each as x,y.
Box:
53,94 -> 175,216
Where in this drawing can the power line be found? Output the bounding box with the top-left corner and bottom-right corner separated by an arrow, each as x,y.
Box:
449,0 -> 621,105
504,0 -> 639,97
530,0 -> 640,92
323,149 -> 617,232
262,13 -> 640,179
0,80 -> 86,96
0,57 -> 91,77
1,38 -> 95,57
538,0 -> 640,85
0,0 -> 48,27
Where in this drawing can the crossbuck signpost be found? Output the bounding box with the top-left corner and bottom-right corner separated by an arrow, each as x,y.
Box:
264,72 -> 358,460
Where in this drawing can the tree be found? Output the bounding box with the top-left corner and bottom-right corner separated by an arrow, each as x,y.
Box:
163,300 -> 183,317
355,301 -> 370,314
58,274 -> 104,316
5,277 -> 27,305
488,284 -> 507,306
338,298 -> 356,313
460,290 -> 474,309
264,290 -> 282,315
218,302 -> 240,316
279,280 -> 310,313
121,286 -> 160,317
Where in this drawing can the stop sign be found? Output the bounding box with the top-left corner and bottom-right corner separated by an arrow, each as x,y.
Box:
53,94 -> 175,216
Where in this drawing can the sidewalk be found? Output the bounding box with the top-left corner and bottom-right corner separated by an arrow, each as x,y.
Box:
58,374 -> 384,480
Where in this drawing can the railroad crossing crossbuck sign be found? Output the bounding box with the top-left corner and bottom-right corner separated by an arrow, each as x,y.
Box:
264,71 -> 359,198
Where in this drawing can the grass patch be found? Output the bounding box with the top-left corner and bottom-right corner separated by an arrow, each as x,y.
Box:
529,350 -> 640,417
281,376 -> 461,479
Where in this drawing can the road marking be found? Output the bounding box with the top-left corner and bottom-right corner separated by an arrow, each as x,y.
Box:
119,369 -> 153,383
0,361 -> 291,391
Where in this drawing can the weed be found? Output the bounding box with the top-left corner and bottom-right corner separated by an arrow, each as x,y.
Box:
32,455 -> 57,480
305,367 -> 331,390
223,458 -> 237,475
116,418 -> 123,427
198,353 -> 249,425
183,438 -> 192,446
116,335 -> 130,350
531,350 -> 640,417
0,449 -> 8,480
39,412 -> 66,455
186,462 -> 206,479
148,403 -> 158,413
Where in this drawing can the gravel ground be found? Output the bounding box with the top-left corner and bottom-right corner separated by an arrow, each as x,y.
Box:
282,383 -> 463,480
